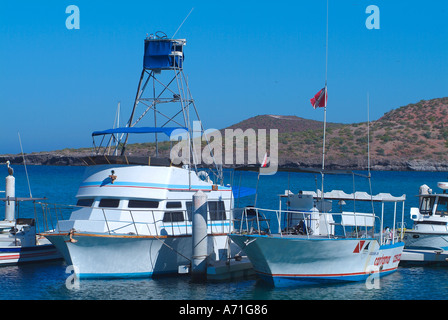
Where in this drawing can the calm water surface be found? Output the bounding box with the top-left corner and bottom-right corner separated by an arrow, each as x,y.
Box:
1,165 -> 448,300
1,261 -> 448,300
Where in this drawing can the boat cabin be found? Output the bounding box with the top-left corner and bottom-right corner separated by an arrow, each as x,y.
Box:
411,182 -> 448,221
75,197 -> 228,225
417,195 -> 448,217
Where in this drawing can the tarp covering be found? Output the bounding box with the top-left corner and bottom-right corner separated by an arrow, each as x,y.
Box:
92,127 -> 188,137
298,189 -> 406,202
232,186 -> 256,199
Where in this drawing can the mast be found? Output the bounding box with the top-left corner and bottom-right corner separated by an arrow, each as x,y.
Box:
321,0 -> 329,204
367,92 -> 375,214
367,92 -> 371,177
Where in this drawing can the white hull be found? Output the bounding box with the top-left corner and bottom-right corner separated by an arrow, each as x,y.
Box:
46,232 -> 230,278
403,183 -> 448,264
43,164 -> 237,279
402,231 -> 448,264
403,231 -> 448,251
401,248 -> 448,264
230,234 -> 404,286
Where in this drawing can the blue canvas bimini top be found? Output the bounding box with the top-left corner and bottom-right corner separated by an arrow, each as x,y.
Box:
92,127 -> 188,137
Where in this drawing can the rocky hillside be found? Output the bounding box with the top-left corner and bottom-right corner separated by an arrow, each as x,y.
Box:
276,97 -> 448,170
2,97 -> 448,171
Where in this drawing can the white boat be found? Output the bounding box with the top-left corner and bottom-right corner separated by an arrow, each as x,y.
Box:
229,169 -> 406,287
41,33 -> 252,279
230,0 -> 404,287
0,162 -> 61,265
43,163 -> 239,278
401,182 -> 448,264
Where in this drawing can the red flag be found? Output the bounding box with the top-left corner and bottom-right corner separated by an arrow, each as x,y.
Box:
261,153 -> 268,167
310,87 -> 327,109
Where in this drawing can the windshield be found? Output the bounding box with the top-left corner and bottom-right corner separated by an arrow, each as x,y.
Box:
436,196 -> 448,216
420,196 -> 435,215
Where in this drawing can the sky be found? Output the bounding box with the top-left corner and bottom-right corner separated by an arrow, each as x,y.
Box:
0,0 -> 447,154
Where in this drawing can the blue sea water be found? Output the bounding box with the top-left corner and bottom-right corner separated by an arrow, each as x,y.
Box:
2,165 -> 448,301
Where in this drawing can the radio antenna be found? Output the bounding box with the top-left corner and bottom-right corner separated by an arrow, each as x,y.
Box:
18,132 -> 32,198
172,7 -> 194,38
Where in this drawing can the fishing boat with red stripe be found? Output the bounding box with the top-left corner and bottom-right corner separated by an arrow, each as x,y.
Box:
228,0 -> 404,287
230,176 -> 406,286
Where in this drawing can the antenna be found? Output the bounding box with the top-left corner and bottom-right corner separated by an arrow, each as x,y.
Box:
321,0 -> 329,172
18,132 -> 32,198
172,8 -> 194,38
320,0 -> 329,205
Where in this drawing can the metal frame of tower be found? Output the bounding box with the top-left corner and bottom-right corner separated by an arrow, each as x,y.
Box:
114,33 -> 222,184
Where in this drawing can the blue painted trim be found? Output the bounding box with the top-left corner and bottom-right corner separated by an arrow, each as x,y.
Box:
0,244 -> 56,253
379,241 -> 404,250
78,272 -> 154,279
80,181 -> 231,191
259,269 -> 398,287
77,269 -> 180,280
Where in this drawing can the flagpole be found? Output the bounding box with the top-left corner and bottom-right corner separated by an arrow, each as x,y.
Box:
367,92 -> 371,177
323,0 -> 328,168
367,92 -> 375,214
321,0 -> 329,205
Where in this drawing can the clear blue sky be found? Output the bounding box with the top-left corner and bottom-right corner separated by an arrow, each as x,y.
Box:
0,0 -> 447,154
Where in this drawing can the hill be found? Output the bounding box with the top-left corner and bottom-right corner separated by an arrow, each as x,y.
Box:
2,97 -> 448,171
275,97 -> 448,170
225,114 -> 342,134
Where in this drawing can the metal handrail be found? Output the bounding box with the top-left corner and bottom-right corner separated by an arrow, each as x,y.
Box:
233,206 -> 382,240
37,202 -> 235,237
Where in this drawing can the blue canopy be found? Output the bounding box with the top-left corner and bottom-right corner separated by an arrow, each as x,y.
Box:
232,186 -> 256,199
92,127 -> 188,137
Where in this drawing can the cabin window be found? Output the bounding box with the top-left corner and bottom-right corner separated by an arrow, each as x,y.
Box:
209,201 -> 226,221
163,211 -> 184,222
98,199 -> 120,208
76,198 -> 94,207
128,200 -> 159,209
420,196 -> 435,215
166,202 -> 182,209
436,197 -> 448,216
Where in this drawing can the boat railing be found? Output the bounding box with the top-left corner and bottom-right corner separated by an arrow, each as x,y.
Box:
37,202 -> 234,237
232,206 -> 271,235
233,206 -> 383,240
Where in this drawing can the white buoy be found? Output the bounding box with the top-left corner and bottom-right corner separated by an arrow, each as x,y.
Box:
192,190 -> 208,281
5,168 -> 15,222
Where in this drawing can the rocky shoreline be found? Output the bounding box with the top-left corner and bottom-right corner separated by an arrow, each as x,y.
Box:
1,153 -> 447,171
